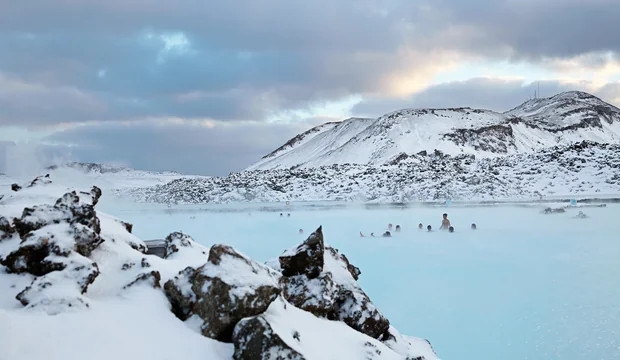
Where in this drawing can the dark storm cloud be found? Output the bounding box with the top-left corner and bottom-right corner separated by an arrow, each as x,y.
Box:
352,78 -> 620,117
42,120 -> 315,175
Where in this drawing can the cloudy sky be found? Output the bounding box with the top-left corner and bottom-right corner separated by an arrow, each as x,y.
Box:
1,0 -> 619,176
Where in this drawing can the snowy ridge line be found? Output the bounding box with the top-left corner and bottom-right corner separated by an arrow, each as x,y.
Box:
119,141 -> 620,205
247,91 -> 620,170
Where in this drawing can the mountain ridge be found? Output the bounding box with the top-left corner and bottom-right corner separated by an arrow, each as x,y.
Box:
122,141 -> 620,204
247,91 -> 620,171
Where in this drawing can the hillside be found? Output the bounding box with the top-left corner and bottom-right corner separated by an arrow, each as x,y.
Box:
247,91 -> 620,170
121,141 -> 620,204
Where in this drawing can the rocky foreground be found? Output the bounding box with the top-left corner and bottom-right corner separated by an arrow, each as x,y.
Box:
0,176 -> 436,360
120,141 -> 620,204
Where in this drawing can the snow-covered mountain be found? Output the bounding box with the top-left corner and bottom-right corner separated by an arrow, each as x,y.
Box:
247,91 -> 620,170
46,162 -> 183,176
122,141 -> 620,204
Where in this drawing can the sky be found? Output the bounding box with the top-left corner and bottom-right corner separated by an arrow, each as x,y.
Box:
1,0 -> 620,176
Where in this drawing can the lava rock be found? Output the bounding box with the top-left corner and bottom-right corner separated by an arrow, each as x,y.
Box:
163,231 -> 195,259
279,226 -> 324,279
281,272 -> 338,318
164,244 -> 281,342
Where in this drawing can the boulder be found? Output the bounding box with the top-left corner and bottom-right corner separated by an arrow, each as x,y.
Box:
232,316 -> 305,360
163,231 -> 196,259
11,189 -> 103,258
281,272 -> 338,317
274,232 -> 389,340
0,189 -> 105,313
15,255 -> 99,315
164,244 -> 281,342
279,226 -> 324,279
334,288 -> 390,339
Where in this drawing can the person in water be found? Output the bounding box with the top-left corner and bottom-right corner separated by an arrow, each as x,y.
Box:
440,213 -> 451,230
448,226 -> 454,233
471,223 -> 477,230
418,223 -> 423,230
395,225 -> 401,232
382,231 -> 391,237
288,213 -> 291,217
360,232 -> 365,237
299,229 -> 304,234
427,225 -> 432,232
280,213 -> 283,217
575,211 -> 588,219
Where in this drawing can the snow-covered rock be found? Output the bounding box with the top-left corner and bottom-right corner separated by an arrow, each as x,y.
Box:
0,177 -> 439,360
164,244 -> 282,342
271,227 -> 390,340
163,231 -> 202,259
122,141 -> 620,204
233,297 -> 436,360
279,226 -> 325,279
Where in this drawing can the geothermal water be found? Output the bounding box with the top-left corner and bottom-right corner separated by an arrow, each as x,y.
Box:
100,199 -> 620,360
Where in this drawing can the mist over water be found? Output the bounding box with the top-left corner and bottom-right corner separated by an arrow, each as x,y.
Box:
102,200 -> 620,360
1,142 -> 74,177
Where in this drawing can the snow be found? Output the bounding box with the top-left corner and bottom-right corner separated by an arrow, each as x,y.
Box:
247,91 -> 620,170
0,289 -> 233,360
259,297 -> 434,360
122,142 -> 620,204
198,247 -> 281,298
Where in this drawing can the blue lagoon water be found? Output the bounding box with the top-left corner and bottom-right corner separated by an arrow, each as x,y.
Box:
101,199 -> 620,360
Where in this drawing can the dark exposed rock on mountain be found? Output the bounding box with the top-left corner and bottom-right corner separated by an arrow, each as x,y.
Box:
122,141 -> 620,204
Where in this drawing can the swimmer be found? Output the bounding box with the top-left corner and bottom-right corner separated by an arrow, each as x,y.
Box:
299,229 -> 304,234
388,224 -> 393,231
427,225 -> 432,232
370,232 -> 375,237
280,213 -> 283,217
418,223 -> 423,230
448,226 -> 454,233
382,231 -> 392,237
288,213 -> 291,217
440,213 -> 451,230
574,211 -> 588,219
471,223 -> 477,230
360,232 -> 366,237
395,225 -> 401,232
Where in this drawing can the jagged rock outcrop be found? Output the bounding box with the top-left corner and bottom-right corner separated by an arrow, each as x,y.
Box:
0,181 -> 105,314
163,244 -> 281,342
279,226 -> 324,279
163,231 -> 199,259
270,228 -> 390,340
